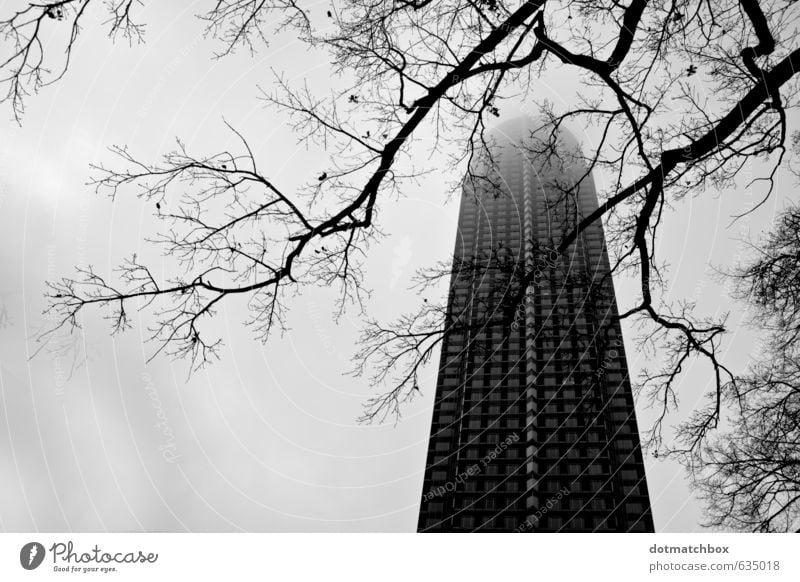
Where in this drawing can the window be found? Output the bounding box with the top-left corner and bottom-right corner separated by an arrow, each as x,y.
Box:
626,502 -> 644,514
617,439 -> 635,450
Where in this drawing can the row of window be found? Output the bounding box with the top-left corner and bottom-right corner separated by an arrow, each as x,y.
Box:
422,513 -> 640,532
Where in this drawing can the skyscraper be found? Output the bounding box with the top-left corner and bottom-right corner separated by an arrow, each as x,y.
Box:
417,117 -> 654,532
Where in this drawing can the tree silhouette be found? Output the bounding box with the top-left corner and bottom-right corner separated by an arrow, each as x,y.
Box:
694,203 -> 800,531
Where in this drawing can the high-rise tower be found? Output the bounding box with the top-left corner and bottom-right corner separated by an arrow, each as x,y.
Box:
417,117 -> 653,532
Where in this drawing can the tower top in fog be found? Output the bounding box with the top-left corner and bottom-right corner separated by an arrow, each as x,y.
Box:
468,116 -> 584,180
489,115 -> 582,151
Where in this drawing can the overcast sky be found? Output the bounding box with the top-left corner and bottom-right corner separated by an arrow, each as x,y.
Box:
0,2 -> 794,532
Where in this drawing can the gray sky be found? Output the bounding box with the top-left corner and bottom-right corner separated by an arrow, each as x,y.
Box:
0,2 -> 793,532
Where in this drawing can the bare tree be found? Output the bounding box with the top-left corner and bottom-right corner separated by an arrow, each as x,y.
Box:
1,1 -> 145,122
694,203 -> 800,532
697,357 -> 800,531
3,1 -> 800,510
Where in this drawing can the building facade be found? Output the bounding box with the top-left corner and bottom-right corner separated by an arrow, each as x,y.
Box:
417,117 -> 654,532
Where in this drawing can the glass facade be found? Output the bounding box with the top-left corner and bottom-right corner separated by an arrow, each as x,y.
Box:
417,117 -> 654,532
